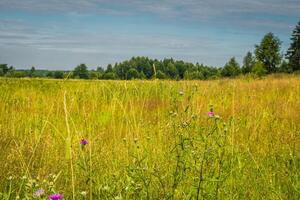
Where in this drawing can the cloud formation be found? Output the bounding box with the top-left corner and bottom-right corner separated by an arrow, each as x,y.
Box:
1,0 -> 299,17
0,0 -> 299,69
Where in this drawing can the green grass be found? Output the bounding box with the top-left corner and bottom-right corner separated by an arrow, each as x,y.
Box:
0,76 -> 299,199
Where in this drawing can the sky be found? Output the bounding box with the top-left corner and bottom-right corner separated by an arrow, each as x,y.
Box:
0,0 -> 299,70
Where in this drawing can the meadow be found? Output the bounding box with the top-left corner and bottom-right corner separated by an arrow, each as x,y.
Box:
0,76 -> 299,199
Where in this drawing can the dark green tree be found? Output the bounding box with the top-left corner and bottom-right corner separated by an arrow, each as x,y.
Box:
96,66 -> 105,73
242,52 -> 255,74
29,66 -> 36,77
0,64 -> 9,76
255,32 -> 282,73
279,60 -> 293,73
156,70 -> 167,79
53,71 -> 64,79
106,64 -> 113,73
96,66 -> 105,79
175,61 -> 187,79
127,68 -> 140,79
7,71 -> 26,78
102,72 -> 118,80
89,71 -> 101,79
221,57 -> 241,77
166,62 -> 178,78
139,71 -> 146,79
73,64 -> 89,79
46,71 -> 53,77
286,22 -> 300,71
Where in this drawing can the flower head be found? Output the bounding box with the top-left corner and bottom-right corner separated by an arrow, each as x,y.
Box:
80,139 -> 88,145
34,189 -> 45,199
80,191 -> 87,196
208,111 -> 215,117
48,193 -> 63,200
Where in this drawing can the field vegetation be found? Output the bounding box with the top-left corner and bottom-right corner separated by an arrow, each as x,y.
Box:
0,75 -> 299,199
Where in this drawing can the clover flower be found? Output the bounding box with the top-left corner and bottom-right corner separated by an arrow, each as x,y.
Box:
33,189 -> 45,199
80,139 -> 88,145
48,193 -> 63,200
208,111 -> 215,117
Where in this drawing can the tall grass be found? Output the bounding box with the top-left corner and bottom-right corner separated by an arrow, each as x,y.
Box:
0,76 -> 299,199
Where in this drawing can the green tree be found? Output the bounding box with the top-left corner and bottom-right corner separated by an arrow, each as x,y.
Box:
46,71 -> 53,77
156,70 -> 167,79
96,66 -> 104,73
53,71 -> 64,79
89,71 -> 100,79
139,71 -> 146,79
286,22 -> 300,72
221,57 -> 241,77
0,64 -> 9,76
102,72 -> 118,80
96,66 -> 105,79
6,71 -> 26,78
73,64 -> 89,79
174,61 -> 187,79
127,68 -> 140,79
255,32 -> 282,73
242,52 -> 255,74
106,64 -> 113,73
166,62 -> 178,78
29,66 -> 36,77
252,61 -> 267,77
279,60 -> 293,73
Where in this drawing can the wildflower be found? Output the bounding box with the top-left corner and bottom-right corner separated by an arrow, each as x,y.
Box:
80,191 -> 87,196
208,111 -> 215,117
48,193 -> 63,200
80,139 -> 88,145
103,185 -> 110,191
33,189 -> 45,199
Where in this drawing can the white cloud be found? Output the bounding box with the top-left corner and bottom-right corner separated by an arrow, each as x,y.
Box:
0,0 -> 298,69
1,0 -> 299,17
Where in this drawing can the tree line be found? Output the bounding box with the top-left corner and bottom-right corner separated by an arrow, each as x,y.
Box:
1,21 -> 300,80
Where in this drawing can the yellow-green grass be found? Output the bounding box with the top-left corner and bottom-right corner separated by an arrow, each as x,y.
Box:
0,76 -> 299,199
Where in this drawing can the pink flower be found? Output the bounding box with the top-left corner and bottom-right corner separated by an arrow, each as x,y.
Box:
208,111 -> 215,117
48,193 -> 63,200
80,139 -> 88,145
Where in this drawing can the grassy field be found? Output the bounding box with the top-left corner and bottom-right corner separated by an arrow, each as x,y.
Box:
0,76 -> 299,199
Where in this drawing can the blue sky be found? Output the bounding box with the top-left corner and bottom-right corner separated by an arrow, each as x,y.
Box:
0,0 -> 299,70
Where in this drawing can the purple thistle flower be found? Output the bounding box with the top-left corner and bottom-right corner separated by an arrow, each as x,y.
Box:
208,111 -> 215,117
33,189 -> 45,198
80,139 -> 88,145
48,193 -> 63,200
